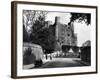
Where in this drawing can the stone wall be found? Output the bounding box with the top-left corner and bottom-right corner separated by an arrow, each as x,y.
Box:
54,16 -> 77,51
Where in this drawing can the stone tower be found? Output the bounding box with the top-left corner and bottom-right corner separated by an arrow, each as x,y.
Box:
55,16 -> 61,41
54,16 -> 77,51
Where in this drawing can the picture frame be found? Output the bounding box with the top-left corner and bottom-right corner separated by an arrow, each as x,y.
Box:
11,1 -> 98,78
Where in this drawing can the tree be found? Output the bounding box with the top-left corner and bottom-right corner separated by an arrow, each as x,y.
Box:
31,11 -> 48,33
70,13 -> 91,25
23,10 -> 48,42
23,10 -> 36,33
30,11 -> 48,43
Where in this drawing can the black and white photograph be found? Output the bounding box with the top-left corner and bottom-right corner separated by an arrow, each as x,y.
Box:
11,1 -> 97,78
23,10 -> 91,69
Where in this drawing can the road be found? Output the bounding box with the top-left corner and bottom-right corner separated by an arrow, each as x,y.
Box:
40,58 -> 88,68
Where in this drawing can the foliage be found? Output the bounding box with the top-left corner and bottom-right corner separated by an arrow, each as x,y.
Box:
23,10 -> 55,52
71,13 -> 91,25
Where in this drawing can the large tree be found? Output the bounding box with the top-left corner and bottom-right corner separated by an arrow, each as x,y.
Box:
23,10 -> 48,42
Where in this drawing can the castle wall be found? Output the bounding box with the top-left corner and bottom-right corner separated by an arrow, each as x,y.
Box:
54,17 -> 77,50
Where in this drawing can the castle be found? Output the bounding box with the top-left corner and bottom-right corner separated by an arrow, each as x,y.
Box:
52,16 -> 77,51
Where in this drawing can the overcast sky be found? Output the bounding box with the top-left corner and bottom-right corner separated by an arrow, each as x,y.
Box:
45,12 -> 91,46
45,12 -> 71,25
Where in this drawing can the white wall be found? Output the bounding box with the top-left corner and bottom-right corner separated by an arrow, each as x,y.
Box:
0,0 -> 99,80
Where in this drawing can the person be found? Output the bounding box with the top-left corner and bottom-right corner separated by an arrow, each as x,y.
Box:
33,47 -> 43,68
34,59 -> 43,67
50,55 -> 52,60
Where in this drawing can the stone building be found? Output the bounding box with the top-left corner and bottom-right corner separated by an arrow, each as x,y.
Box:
54,16 -> 77,51
42,16 -> 77,52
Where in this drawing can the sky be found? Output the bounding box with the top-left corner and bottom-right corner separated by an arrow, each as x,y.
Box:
73,20 -> 91,46
45,12 -> 71,25
45,12 -> 91,46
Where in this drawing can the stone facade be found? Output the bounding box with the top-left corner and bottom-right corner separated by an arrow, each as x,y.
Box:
43,16 -> 77,52
54,16 -> 77,51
